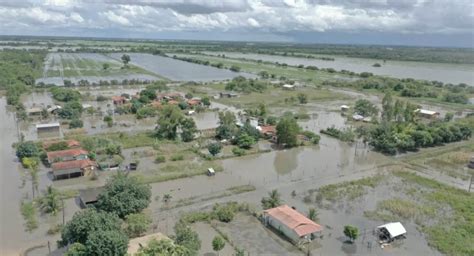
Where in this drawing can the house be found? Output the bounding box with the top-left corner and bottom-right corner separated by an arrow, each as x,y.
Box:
282,84 -> 296,90
127,233 -> 170,255
78,187 -> 104,208
263,205 -> 323,244
43,139 -> 81,150
258,125 -> 276,137
340,105 -> 350,111
47,148 -> 89,163
26,107 -> 43,116
187,98 -> 201,107
377,222 -> 407,242
157,92 -> 183,101
219,92 -> 238,98
112,96 -> 127,105
36,123 -> 60,135
51,159 -> 97,180
415,109 -> 440,119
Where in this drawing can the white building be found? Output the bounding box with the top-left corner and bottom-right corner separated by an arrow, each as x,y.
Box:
377,222 -> 407,242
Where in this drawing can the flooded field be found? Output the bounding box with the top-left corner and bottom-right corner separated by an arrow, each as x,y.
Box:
109,53 -> 256,82
36,53 -> 160,86
205,52 -> 474,85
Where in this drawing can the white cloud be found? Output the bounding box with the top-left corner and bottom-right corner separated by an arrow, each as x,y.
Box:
102,10 -> 131,26
70,12 -> 84,23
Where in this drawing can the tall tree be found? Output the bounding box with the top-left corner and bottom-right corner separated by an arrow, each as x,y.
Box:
156,105 -> 184,140
343,225 -> 359,243
180,118 -> 197,142
60,209 -> 122,246
84,229 -> 128,256
121,54 -> 131,66
95,173 -> 151,218
354,99 -> 378,117
276,116 -> 299,147
216,111 -> 238,139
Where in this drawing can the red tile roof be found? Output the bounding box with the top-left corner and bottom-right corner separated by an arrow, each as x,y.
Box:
264,205 -> 323,237
260,125 -> 276,135
43,140 -> 81,149
187,99 -> 201,106
47,148 -> 89,161
52,159 -> 96,172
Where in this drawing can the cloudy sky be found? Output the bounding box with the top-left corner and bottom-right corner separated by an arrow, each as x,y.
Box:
0,0 -> 473,47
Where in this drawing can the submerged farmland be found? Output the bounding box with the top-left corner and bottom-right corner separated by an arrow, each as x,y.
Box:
109,53 -> 256,82
36,52 -> 160,86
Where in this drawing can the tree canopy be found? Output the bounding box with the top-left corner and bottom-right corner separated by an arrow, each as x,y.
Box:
276,116 -> 300,147
95,173 -> 151,218
84,229 -> 129,256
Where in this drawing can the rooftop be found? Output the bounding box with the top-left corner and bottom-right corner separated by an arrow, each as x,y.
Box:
47,148 -> 88,161
415,109 -> 439,115
36,123 -> 60,129
43,139 -> 81,149
264,205 -> 323,237
377,222 -> 407,239
52,159 -> 96,172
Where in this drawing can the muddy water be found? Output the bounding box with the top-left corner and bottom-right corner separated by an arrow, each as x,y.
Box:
192,111 -> 219,130
206,52 -> 474,85
0,98 -> 80,255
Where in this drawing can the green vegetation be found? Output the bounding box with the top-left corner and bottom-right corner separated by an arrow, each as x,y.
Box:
208,142 -> 222,156
1,50 -> 46,107
354,99 -> 378,117
321,126 -> 355,142
310,175 -> 383,204
51,87 -> 81,102
343,225 -> 359,243
20,200 -> 38,232
95,173 -> 151,218
363,171 -> 474,256
124,213 -> 151,238
136,239 -> 189,256
225,76 -> 267,93
212,235 -> 226,255
38,185 -> 62,215
261,189 -> 282,209
276,115 -> 300,147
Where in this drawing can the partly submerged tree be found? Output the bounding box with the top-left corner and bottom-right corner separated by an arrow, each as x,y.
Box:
343,225 -> 359,243
124,213 -> 152,238
121,54 -> 131,66
276,116 -> 299,147
261,189 -> 282,209
174,221 -> 201,255
38,185 -> 62,215
212,236 -> 225,256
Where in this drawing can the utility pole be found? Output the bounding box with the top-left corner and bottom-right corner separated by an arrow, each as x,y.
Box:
62,198 -> 65,225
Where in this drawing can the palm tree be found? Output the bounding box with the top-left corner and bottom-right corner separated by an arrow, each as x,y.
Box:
39,186 -> 61,215
261,189 -> 281,209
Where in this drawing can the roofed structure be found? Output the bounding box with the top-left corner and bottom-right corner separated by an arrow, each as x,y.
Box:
47,148 -> 88,163
263,205 -> 323,244
377,222 -> 407,242
51,159 -> 97,180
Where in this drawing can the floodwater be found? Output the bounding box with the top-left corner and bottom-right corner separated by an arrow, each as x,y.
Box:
0,98 -> 80,256
109,53 -> 256,82
37,53 -> 160,86
205,52 -> 474,85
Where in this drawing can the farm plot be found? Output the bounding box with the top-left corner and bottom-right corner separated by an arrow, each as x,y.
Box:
37,53 -> 160,86
109,53 -> 256,82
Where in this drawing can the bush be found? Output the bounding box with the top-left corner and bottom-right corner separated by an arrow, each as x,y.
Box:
69,119 -> 83,129
232,147 -> 246,156
170,154 -> 184,161
155,155 -> 166,163
124,213 -> 151,238
16,142 -> 39,160
208,142 -> 222,156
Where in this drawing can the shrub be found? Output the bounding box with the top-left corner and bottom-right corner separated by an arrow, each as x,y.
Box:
155,155 -> 166,163
232,147 -> 246,156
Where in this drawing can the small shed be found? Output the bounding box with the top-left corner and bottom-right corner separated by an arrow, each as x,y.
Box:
27,107 -> 43,116
415,109 -> 440,119
207,168 -> 215,176
36,123 -> 60,135
78,187 -> 104,208
282,84 -> 296,90
377,222 -> 407,242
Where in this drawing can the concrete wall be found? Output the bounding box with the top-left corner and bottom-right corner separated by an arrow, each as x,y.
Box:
265,215 -> 300,244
